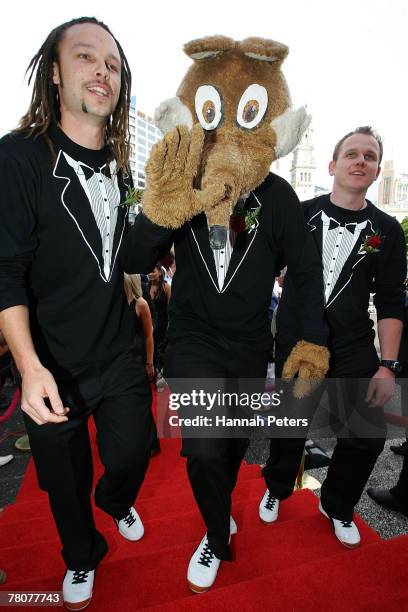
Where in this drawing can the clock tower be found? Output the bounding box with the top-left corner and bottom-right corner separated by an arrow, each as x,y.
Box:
290,126 -> 316,201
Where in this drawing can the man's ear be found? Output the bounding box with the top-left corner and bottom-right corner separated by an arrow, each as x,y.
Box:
52,62 -> 61,85
375,165 -> 381,180
328,160 -> 336,176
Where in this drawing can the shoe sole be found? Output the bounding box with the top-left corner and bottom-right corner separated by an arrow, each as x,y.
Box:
188,580 -> 212,594
259,515 -> 278,525
318,502 -> 360,549
63,596 -> 92,611
118,529 -> 144,541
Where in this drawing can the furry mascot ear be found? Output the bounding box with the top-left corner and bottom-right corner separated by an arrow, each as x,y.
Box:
271,106 -> 312,159
154,97 -> 193,135
238,37 -> 288,63
183,35 -> 236,59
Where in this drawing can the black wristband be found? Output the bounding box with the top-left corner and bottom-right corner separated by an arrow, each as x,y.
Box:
380,360 -> 402,374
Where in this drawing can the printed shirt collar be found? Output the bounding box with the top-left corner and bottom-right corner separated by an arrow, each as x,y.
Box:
322,193 -> 374,224
48,121 -> 112,168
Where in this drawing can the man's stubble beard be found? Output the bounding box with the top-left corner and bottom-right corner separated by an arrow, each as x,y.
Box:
58,71 -> 115,120
81,98 -> 115,119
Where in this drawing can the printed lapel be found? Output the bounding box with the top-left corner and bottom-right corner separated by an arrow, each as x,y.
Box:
53,151 -> 105,276
189,214 -> 219,291
53,151 -> 125,283
325,218 -> 376,308
222,192 -> 261,291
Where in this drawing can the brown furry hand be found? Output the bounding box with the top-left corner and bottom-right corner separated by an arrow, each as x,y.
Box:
142,124 -> 226,228
282,340 -> 330,399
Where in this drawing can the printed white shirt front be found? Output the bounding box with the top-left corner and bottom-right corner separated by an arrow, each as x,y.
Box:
63,153 -> 120,280
321,211 -> 367,303
212,230 -> 237,290
211,194 -> 250,290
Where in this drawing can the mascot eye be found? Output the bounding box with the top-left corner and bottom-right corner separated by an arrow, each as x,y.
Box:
203,100 -> 216,123
237,84 -> 268,129
243,100 -> 260,123
195,85 -> 222,130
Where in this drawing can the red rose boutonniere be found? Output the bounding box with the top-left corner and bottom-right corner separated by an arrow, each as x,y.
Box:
229,200 -> 261,234
359,231 -> 383,254
229,213 -> 247,232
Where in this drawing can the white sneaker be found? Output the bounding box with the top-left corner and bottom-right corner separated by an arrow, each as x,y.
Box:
259,489 -> 280,524
115,507 -> 144,541
187,535 -> 221,593
0,455 -> 13,467
319,500 -> 360,548
63,569 -> 94,611
229,515 -> 237,536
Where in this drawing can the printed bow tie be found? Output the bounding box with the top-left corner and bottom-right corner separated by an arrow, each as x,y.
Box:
79,164 -> 111,181
328,219 -> 355,234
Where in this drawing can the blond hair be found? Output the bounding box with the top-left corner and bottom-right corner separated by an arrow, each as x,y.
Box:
124,273 -> 142,301
333,126 -> 383,164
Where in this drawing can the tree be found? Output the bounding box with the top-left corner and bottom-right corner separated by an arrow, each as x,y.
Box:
401,217 -> 408,255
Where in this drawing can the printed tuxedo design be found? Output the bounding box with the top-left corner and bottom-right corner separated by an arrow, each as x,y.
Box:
189,192 -> 261,293
53,150 -> 130,283
307,208 -> 375,308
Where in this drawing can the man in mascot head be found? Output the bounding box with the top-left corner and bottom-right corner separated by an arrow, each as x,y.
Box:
122,35 -> 329,592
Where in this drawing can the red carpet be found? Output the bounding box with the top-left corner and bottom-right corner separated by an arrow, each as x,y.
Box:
1,419 -> 408,610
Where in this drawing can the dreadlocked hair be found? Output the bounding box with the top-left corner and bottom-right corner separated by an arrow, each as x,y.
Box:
15,16 -> 132,172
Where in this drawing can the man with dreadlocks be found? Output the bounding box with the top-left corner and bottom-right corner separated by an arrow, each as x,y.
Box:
0,17 -> 154,610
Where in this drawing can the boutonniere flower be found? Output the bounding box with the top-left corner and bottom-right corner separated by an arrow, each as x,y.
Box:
121,187 -> 144,209
359,230 -> 383,254
229,200 -> 261,234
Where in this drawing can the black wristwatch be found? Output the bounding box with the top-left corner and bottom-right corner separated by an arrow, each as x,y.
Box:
380,360 -> 403,374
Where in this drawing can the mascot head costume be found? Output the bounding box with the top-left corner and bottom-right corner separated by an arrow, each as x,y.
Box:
143,35 -> 310,249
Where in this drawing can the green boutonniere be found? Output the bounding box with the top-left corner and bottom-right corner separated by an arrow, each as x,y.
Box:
229,200 -> 261,233
121,187 -> 144,208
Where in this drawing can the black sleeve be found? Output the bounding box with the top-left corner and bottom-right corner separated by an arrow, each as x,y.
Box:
373,220 -> 407,321
0,137 -> 38,311
274,184 -> 328,346
120,212 -> 174,274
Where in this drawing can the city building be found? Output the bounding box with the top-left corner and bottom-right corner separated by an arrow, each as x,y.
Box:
377,160 -> 408,222
129,96 -> 162,189
290,126 -> 317,201
128,96 -> 163,221
378,160 -> 408,206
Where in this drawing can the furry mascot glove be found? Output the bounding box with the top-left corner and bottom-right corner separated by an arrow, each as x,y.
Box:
142,124 -> 226,229
282,340 -> 330,399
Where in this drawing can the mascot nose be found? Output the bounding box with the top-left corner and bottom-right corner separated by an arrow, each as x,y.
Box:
209,225 -> 228,250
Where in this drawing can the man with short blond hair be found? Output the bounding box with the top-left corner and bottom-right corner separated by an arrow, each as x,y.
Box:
260,126 -> 406,548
